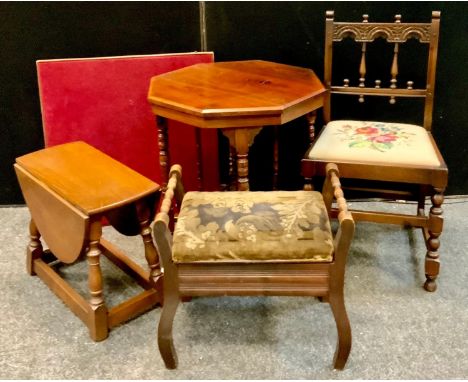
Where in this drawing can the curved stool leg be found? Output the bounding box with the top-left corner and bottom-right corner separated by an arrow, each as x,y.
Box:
329,294 -> 352,370
158,292 -> 179,369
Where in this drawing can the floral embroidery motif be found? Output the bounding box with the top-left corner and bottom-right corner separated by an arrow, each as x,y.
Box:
172,191 -> 334,263
336,122 -> 415,152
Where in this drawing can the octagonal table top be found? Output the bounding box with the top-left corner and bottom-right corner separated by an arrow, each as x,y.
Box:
148,60 -> 325,128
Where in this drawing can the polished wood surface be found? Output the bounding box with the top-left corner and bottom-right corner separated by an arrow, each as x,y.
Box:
154,164 -> 355,370
16,141 -> 159,215
148,60 -> 325,128
302,10 -> 448,292
148,60 -> 326,190
15,141 -> 163,341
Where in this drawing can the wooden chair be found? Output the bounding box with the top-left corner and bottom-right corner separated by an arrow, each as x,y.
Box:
153,164 -> 355,370
302,11 -> 448,292
14,141 -> 164,341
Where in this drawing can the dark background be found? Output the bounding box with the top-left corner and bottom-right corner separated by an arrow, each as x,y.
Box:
1,2 -> 467,204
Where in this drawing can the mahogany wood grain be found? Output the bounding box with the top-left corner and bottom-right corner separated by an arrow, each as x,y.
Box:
16,141 -> 159,215
154,164 -> 355,370
148,60 -> 325,190
15,164 -> 88,264
15,141 -> 164,341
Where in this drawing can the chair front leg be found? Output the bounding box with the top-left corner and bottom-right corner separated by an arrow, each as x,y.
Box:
424,187 -> 444,292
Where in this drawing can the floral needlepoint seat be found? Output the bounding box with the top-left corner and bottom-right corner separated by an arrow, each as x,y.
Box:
172,191 -> 334,263
308,121 -> 441,167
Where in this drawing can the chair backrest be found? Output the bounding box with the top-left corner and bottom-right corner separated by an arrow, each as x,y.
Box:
36,52 -> 218,191
323,10 -> 440,131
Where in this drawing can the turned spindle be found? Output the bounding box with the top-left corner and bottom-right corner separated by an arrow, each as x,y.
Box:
358,15 -> 368,103
343,79 -> 349,87
407,81 -> 414,90
389,14 -> 401,105
157,116 -> 170,187
375,80 -> 381,89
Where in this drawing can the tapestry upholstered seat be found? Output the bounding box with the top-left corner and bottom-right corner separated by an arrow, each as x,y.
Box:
172,191 -> 334,263
154,164 -> 355,370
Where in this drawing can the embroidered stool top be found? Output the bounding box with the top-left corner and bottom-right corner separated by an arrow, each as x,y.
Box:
172,191 -> 334,263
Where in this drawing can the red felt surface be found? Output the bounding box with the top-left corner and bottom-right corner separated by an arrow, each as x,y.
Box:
37,52 -> 219,191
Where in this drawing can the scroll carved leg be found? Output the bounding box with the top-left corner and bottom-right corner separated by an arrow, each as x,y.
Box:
329,293 -> 352,370
136,201 -> 163,286
27,219 -> 43,276
86,219 -> 108,341
157,116 -> 170,187
424,188 -> 444,292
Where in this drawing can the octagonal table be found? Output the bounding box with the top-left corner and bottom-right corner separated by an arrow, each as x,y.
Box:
148,60 -> 326,191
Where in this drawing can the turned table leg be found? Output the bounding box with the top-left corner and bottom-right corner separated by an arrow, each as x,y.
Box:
27,219 -> 43,276
157,116 -> 170,187
86,218 -> 108,341
222,127 -> 262,191
136,201 -> 163,285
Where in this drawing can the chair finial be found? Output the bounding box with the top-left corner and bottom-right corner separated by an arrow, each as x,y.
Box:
432,11 -> 441,20
326,10 -> 335,20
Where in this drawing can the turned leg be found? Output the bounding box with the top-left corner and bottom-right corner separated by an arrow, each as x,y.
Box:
236,152 -> 250,191
424,188 -> 444,292
195,128 -> 203,191
306,111 -> 317,144
157,116 -> 170,187
136,201 -> 163,286
303,177 -> 314,191
228,145 -> 237,191
417,185 -> 429,215
86,219 -> 108,341
158,286 -> 180,369
329,293 -> 352,370
222,127 -> 262,191
273,126 -> 279,190
303,112 -> 317,191
27,219 -> 43,275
